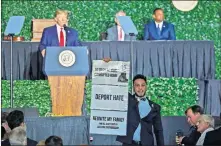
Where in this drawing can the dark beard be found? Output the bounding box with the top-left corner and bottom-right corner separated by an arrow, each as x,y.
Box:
135,92 -> 146,97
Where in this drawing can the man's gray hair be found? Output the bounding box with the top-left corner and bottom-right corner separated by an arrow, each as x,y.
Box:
9,126 -> 27,145
198,114 -> 215,128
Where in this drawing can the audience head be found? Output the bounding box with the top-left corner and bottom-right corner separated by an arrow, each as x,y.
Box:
196,114 -> 214,133
133,74 -> 147,97
185,105 -> 204,126
54,9 -> 69,27
45,136 -> 63,146
115,10 -> 126,26
8,126 -> 27,145
153,8 -> 164,23
6,110 -> 25,130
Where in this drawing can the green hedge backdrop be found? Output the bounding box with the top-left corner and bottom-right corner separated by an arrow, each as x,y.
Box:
1,1 -> 220,116
2,78 -> 197,116
1,80 -> 51,116
1,0 -> 221,78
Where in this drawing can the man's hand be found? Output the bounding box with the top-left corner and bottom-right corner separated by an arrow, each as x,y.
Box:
103,57 -> 111,63
176,136 -> 185,145
41,49 -> 46,57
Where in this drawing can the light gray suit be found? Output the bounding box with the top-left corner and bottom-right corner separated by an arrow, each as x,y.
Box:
106,25 -> 136,41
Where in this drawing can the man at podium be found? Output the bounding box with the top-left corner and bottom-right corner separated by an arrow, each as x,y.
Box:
39,9 -> 81,57
106,11 -> 136,41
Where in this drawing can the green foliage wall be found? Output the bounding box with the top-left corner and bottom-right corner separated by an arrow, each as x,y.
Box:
1,80 -> 51,116
2,78 -> 197,116
1,1 -> 221,78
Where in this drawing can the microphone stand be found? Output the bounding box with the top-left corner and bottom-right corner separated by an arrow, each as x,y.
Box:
8,33 -> 15,108
129,33 -> 135,95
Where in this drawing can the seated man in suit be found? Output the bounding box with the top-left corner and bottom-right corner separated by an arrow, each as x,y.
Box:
106,10 -> 136,41
39,9 -> 81,57
116,74 -> 164,146
144,8 -> 176,40
176,105 -> 203,146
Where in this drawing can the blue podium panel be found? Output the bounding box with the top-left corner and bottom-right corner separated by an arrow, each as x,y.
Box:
44,46 -> 89,76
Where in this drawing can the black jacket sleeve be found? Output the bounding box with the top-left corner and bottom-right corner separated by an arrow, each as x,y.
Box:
181,129 -> 201,146
153,104 -> 164,146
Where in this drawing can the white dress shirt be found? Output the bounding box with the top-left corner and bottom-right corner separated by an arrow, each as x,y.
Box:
56,24 -> 66,46
155,21 -> 164,31
117,25 -> 125,41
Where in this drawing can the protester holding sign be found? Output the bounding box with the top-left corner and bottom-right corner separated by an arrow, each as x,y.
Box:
116,74 -> 164,146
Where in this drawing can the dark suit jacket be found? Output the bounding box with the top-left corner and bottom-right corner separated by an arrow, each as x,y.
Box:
1,138 -> 37,146
181,126 -> 201,146
116,94 -> 164,146
144,20 -> 176,40
106,25 -> 136,41
39,25 -> 81,52
203,127 -> 221,145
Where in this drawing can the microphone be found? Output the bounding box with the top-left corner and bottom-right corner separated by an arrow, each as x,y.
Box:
63,24 -> 68,46
176,129 -> 184,138
63,24 -> 67,31
176,129 -> 184,146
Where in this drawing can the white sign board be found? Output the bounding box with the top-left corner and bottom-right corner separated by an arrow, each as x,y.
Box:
92,60 -> 130,86
91,85 -> 128,111
90,60 -> 130,135
90,110 -> 127,135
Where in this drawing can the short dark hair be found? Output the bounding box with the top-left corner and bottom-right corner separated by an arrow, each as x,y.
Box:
185,105 -> 204,115
45,136 -> 63,146
133,74 -> 147,84
153,8 -> 164,14
6,110 -> 24,130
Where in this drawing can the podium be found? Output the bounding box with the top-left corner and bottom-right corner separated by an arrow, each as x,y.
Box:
44,46 -> 89,116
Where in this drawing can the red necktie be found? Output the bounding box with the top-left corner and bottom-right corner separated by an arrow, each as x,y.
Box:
59,28 -> 64,46
119,27 -> 122,41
